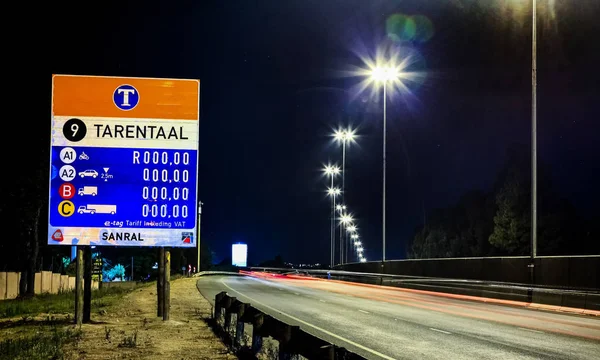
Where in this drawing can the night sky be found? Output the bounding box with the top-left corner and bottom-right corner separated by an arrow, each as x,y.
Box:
46,0 -> 600,264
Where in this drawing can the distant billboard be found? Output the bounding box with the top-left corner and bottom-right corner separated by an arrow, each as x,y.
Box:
232,243 -> 247,267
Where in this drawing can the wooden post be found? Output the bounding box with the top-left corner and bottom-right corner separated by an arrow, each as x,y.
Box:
234,302 -> 247,348
251,313 -> 264,354
278,324 -> 298,360
83,246 -> 92,323
214,291 -> 226,321
75,246 -> 84,326
163,250 -> 170,321
157,247 -> 164,317
223,296 -> 235,333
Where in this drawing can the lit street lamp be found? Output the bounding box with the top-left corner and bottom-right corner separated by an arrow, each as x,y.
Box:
346,224 -> 357,263
333,127 -> 356,265
324,165 -> 340,268
327,187 -> 341,267
336,204 -> 347,263
529,0 -> 538,267
369,65 -> 402,262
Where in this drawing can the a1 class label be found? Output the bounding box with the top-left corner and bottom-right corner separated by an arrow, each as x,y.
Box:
60,147 -> 77,164
63,118 -> 87,142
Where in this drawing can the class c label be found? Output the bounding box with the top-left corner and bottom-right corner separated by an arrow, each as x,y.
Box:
58,200 -> 75,217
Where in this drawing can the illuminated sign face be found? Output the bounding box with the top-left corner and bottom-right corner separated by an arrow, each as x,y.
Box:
48,75 -> 200,247
232,244 -> 248,267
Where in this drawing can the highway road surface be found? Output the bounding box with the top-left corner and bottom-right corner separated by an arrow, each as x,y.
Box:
196,274 -> 600,360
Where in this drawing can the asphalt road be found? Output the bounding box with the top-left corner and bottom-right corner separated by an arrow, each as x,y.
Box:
197,274 -> 600,360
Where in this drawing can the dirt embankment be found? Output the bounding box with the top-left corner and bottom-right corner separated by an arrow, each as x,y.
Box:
62,277 -> 237,360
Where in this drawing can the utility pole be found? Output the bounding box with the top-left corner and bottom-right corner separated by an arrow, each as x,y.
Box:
197,201 -> 203,272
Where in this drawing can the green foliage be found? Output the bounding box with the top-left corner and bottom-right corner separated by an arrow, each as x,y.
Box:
0,324 -> 82,359
105,263 -> 126,281
118,329 -> 139,348
410,144 -> 598,258
488,170 -> 530,255
0,284 -> 144,319
410,190 -> 495,258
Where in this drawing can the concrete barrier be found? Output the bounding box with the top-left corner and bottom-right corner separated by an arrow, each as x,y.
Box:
6,273 -> 19,300
0,272 -> 6,300
0,271 -> 83,300
41,271 -> 52,293
34,272 -> 42,294
51,273 -> 61,294
60,275 -> 69,292
338,256 -> 600,290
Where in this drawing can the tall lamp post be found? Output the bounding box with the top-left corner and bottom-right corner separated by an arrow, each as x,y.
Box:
369,66 -> 401,262
196,201 -> 203,272
327,187 -> 341,267
324,166 -> 341,268
333,128 -> 356,262
530,0 -> 538,268
346,225 -> 357,263
339,213 -> 353,265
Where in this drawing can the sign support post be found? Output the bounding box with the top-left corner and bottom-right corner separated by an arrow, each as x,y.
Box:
196,201 -> 203,272
48,74 -> 200,324
157,247 -> 164,317
83,246 -> 92,322
75,246 -> 84,326
163,250 -> 171,321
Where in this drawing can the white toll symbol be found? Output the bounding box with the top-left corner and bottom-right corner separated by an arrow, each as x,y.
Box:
60,147 -> 76,164
59,165 -> 76,181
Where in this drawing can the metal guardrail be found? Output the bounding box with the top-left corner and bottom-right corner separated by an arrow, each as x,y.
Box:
246,267 -> 600,312
248,267 -> 600,292
211,291 -> 365,359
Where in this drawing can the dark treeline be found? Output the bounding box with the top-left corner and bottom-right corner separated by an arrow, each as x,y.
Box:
409,144 -> 600,258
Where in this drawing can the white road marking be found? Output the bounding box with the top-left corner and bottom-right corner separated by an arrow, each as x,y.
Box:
220,279 -> 396,360
319,299 -> 326,303
519,327 -> 544,334
294,292 -> 300,296
429,328 -> 452,335
358,309 -> 370,314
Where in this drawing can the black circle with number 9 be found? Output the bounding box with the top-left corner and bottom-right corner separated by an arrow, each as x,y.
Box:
63,118 -> 87,142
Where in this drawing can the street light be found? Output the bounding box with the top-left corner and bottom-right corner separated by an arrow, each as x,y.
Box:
529,0 -> 538,267
369,65 -> 402,262
323,165 -> 341,268
336,203 -> 347,263
339,211 -> 353,264
327,187 -> 341,266
333,127 -> 356,265
345,224 -> 357,263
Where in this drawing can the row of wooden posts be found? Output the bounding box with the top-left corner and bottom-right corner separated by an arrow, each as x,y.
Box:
73,247 -> 171,325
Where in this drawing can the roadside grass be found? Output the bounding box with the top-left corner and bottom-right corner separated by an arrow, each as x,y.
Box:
0,323 -> 82,360
0,282 -> 151,359
0,283 -> 149,319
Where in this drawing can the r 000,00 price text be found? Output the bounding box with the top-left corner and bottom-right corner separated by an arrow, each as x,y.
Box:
142,204 -> 189,218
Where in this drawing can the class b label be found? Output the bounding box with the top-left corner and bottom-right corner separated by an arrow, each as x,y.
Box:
113,84 -> 139,111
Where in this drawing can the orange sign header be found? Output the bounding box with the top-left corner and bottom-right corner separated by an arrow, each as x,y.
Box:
52,74 -> 200,120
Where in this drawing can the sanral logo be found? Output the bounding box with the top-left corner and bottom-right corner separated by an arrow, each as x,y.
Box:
113,84 -> 139,111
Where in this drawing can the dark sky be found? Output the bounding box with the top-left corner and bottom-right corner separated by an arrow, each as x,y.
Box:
46,0 -> 600,265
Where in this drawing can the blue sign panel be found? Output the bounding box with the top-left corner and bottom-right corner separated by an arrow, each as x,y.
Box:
49,75 -> 200,247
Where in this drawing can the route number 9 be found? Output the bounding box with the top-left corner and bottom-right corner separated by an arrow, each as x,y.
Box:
62,118 -> 87,142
